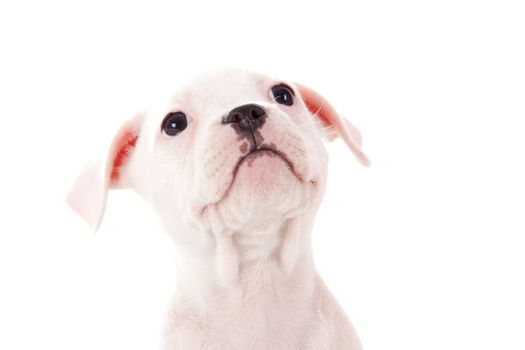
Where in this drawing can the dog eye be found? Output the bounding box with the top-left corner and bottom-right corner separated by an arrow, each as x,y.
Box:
162,112 -> 188,136
270,84 -> 295,106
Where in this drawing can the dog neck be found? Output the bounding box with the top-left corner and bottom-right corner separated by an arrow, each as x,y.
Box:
171,214 -> 318,312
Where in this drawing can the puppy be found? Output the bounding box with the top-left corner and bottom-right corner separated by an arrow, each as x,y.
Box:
68,69 -> 370,349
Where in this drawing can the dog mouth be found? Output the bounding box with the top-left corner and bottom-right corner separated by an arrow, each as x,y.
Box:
231,147 -> 304,181
198,147 -> 318,218
214,147 -> 306,206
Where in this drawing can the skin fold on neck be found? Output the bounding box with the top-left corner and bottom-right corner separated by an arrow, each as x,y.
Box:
171,215 -> 317,314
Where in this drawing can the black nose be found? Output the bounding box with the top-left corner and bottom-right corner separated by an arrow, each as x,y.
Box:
222,104 -> 267,132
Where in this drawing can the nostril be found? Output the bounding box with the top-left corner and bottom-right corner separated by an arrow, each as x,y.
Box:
223,104 -> 266,128
251,109 -> 262,119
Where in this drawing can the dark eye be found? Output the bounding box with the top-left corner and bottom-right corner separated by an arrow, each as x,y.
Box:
270,84 -> 295,106
161,112 -> 188,136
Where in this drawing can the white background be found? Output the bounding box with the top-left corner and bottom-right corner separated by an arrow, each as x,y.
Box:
1,0 -> 524,349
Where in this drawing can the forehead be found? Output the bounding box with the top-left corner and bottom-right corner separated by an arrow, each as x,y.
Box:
170,69 -> 274,113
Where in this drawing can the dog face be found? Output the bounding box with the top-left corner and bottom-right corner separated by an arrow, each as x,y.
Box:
137,70 -> 329,236
68,69 -> 369,239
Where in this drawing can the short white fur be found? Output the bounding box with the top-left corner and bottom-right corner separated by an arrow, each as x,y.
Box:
68,69 -> 369,350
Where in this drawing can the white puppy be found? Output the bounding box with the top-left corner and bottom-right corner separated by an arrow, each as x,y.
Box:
68,69 -> 370,350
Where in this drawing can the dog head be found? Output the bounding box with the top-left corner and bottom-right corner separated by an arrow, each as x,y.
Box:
68,69 -> 369,240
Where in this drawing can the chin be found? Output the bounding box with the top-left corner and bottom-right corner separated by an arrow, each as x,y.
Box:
234,150 -> 301,191
211,155 -> 311,226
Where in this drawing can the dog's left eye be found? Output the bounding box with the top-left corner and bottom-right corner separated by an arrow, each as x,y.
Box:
162,112 -> 188,136
270,84 -> 295,106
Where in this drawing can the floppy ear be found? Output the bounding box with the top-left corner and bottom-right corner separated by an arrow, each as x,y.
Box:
67,115 -> 142,232
296,84 -> 371,166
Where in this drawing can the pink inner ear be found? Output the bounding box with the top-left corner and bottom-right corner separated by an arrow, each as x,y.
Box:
110,130 -> 138,183
298,85 -> 336,128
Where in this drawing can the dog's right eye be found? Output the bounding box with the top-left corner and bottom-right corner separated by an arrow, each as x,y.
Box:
162,112 -> 188,136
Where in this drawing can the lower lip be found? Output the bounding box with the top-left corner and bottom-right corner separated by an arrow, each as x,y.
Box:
241,148 -> 287,166
236,148 -> 304,180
